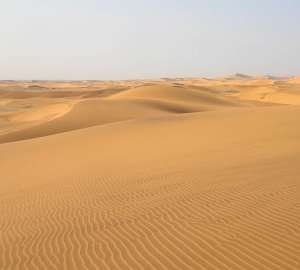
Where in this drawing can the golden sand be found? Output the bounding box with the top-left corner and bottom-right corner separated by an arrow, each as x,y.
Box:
1,77 -> 300,269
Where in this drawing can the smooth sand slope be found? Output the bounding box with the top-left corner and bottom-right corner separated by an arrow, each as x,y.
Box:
0,79 -> 300,270
0,85 -> 246,143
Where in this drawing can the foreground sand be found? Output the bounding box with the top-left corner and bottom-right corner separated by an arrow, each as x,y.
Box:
1,76 -> 300,269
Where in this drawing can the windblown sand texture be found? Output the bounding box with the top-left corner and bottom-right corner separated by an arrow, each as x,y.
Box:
1,76 -> 300,270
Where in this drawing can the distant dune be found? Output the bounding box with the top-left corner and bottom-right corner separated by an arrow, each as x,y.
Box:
108,84 -> 242,106
0,77 -> 300,270
288,76 -> 300,84
218,73 -> 254,80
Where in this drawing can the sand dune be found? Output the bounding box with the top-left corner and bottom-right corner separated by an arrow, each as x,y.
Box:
0,85 -> 246,143
288,76 -> 300,84
0,79 -> 300,270
109,84 -> 240,106
233,85 -> 300,105
0,98 -> 192,143
218,73 -> 254,80
3,103 -> 73,123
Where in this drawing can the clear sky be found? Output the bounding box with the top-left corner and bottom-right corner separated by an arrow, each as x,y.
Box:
0,0 -> 299,80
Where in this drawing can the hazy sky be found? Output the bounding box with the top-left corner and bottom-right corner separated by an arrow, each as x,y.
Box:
0,0 -> 299,80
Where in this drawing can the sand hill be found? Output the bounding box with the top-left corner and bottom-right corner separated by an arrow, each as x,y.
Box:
0,78 -> 300,270
218,73 -> 254,80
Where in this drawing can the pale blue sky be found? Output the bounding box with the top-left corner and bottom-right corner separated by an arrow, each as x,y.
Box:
0,0 -> 299,80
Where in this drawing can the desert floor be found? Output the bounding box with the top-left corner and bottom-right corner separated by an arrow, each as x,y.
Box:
1,75 -> 300,269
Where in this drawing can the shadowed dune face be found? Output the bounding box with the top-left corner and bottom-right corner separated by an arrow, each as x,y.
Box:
1,78 -> 300,270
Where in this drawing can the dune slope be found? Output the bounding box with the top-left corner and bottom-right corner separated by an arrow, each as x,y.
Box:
0,85 -> 246,144
109,84 -> 241,106
1,105 -> 300,270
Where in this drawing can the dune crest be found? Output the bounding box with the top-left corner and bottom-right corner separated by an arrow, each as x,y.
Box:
0,85 -> 247,143
4,102 -> 73,123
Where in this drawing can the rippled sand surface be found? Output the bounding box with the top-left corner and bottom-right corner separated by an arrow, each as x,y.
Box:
1,77 -> 300,269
